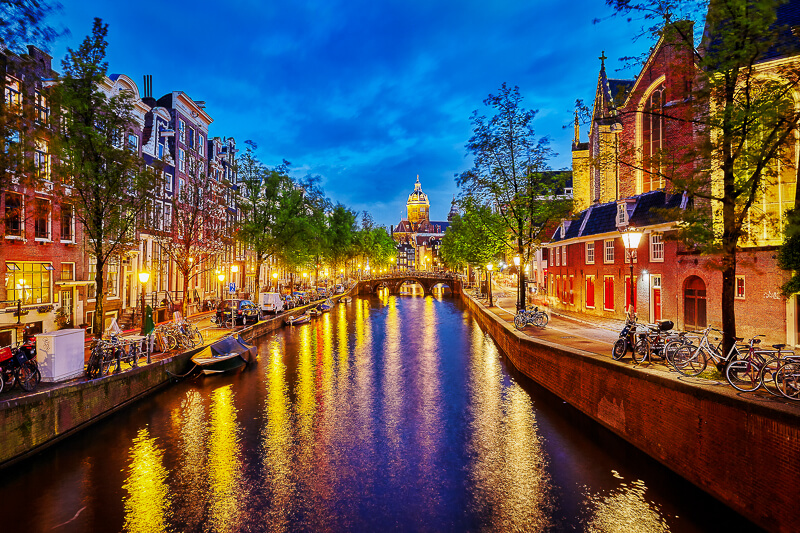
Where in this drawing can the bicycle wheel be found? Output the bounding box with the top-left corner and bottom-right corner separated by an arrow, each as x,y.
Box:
632,337 -> 650,364
16,360 -> 38,392
664,340 -> 688,367
758,356 -> 782,397
100,347 -> 116,376
612,339 -> 627,360
190,327 -> 203,346
86,347 -> 102,379
775,361 -> 800,400
166,333 -> 178,351
726,359 -> 761,392
514,315 -> 525,330
673,345 -> 706,377
0,371 -> 4,394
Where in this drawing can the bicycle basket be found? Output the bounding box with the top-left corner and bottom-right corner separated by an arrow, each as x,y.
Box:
658,320 -> 674,331
0,346 -> 12,363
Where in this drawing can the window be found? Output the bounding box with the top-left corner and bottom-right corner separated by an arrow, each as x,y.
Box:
178,178 -> 185,199
555,246 -> 560,267
198,134 -> 204,156
4,192 -> 23,237
60,262 -> 74,282
34,89 -> 48,125
4,80 -> 21,109
735,276 -> 745,299
586,276 -> 595,308
5,262 -> 52,304
61,204 -> 74,242
107,260 -> 119,298
164,172 -> 173,193
569,276 -> 575,305
179,149 -> 185,172
164,202 -> 172,229
650,233 -> 664,262
178,119 -> 186,143
34,198 -> 50,240
604,239 -> 615,264
642,84 -> 665,192
188,127 -> 195,149
86,311 -> 94,335
154,201 -> 163,231
87,257 -> 96,300
128,133 -> 138,152
586,242 -> 595,264
35,140 -> 50,179
158,137 -> 164,160
603,276 -> 615,311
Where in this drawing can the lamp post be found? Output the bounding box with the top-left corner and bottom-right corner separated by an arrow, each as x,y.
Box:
390,257 -> 395,273
231,264 -> 239,296
217,272 -> 225,302
272,272 -> 278,292
619,226 -> 643,316
138,271 -> 150,335
486,263 -> 494,307
513,255 -> 523,311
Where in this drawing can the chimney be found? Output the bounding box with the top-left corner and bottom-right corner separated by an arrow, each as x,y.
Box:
142,75 -> 156,107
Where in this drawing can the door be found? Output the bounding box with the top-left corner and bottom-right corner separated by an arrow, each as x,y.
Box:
60,289 -> 73,326
684,276 -> 707,330
651,275 -> 662,322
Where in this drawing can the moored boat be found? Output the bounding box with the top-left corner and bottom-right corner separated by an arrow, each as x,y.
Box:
191,335 -> 256,375
318,298 -> 334,312
285,312 -> 311,326
339,296 -> 352,304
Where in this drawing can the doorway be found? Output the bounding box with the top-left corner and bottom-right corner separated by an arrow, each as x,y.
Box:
651,274 -> 662,322
60,289 -> 74,326
684,276 -> 707,330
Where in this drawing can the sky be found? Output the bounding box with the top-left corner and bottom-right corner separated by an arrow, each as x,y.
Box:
43,0 -> 647,228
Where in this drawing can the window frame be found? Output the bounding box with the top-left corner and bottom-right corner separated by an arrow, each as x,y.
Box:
735,275 -> 745,300
585,275 -> 595,309
603,275 -> 615,311
586,241 -> 595,264
33,197 -> 51,241
650,233 -> 665,262
4,192 -> 24,238
604,239 -> 615,264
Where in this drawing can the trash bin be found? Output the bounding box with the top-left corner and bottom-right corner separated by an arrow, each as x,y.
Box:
36,329 -> 85,382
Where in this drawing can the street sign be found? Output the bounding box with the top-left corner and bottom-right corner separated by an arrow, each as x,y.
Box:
228,282 -> 236,293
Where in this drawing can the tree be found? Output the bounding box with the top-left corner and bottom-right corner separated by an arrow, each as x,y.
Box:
51,19 -> 157,336
236,143 -> 327,291
607,0 -> 800,358
322,203 -> 357,275
457,83 -> 573,309
154,154 -> 223,315
440,198 -> 507,274
0,0 -> 63,53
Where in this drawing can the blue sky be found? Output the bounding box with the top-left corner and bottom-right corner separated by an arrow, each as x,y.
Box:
45,0 -> 645,228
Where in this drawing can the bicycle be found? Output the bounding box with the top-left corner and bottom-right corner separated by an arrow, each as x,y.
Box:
632,320 -> 675,364
513,306 -> 549,329
773,359 -> 800,400
725,337 -> 795,395
669,326 -> 744,376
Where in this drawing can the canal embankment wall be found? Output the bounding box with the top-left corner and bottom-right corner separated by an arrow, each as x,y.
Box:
459,291 -> 799,533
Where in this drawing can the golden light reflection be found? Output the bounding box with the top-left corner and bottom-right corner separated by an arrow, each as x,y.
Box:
260,341 -> 295,532
176,390 -> 208,528
382,297 -> 402,448
122,428 -> 171,533
207,385 -> 245,533
467,324 -> 553,530
584,476 -> 670,532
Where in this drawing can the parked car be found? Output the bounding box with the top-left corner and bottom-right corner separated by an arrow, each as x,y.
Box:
334,284 -> 344,294
216,299 -> 259,326
258,292 -> 284,316
316,287 -> 327,298
281,294 -> 295,310
292,291 -> 309,305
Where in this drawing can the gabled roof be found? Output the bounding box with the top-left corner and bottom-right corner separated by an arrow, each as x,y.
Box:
548,190 -> 684,242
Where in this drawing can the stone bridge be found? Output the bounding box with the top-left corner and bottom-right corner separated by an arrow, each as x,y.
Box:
358,273 -> 462,296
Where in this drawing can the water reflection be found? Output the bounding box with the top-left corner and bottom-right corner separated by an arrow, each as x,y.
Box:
122,428 -> 171,533
467,324 -> 554,530
584,473 -> 671,532
207,384 -> 245,532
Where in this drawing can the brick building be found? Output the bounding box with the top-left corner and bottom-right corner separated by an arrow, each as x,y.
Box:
550,13 -> 799,344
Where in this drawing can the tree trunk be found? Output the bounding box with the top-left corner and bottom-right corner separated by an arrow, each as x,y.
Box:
93,258 -> 105,339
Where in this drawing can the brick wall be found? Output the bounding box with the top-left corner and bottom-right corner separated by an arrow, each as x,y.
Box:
462,292 -> 800,533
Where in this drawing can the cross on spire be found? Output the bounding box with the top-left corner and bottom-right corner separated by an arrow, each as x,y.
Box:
599,51 -> 607,69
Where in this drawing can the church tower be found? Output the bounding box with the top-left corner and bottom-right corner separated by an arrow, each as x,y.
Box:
407,175 -> 430,225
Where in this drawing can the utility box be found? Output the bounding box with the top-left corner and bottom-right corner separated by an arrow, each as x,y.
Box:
36,329 -> 85,382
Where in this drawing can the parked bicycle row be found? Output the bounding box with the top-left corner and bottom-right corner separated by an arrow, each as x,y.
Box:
612,312 -> 800,402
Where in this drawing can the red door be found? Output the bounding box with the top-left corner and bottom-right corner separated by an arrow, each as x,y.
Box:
653,287 -> 662,322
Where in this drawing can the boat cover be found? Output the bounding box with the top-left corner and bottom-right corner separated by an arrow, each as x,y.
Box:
210,335 -> 256,363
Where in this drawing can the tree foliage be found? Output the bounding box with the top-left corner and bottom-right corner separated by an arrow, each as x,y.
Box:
607,0 -> 800,356
51,19 -> 157,336
0,0 -> 64,53
440,198 -> 507,270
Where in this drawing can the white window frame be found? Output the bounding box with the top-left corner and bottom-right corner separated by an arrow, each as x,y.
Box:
603,275 -> 615,311
650,233 -> 665,262
735,275 -> 745,300
164,202 -> 172,229
585,275 -> 596,309
562,245 -> 567,266
586,241 -> 595,264
604,239 -> 615,264
179,148 -> 185,172
555,246 -> 560,266
164,172 -> 173,193
198,134 -> 204,156
178,119 -> 186,143
60,204 -> 75,243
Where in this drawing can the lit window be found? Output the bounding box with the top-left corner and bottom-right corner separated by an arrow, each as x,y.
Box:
108,260 -> 119,298
586,242 -> 595,264
641,84 -> 665,192
562,245 -> 567,266
5,262 -> 52,304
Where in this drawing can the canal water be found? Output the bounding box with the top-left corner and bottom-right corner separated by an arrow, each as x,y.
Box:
2,292 -> 760,532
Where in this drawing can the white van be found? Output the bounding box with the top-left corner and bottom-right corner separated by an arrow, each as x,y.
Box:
259,292 -> 284,315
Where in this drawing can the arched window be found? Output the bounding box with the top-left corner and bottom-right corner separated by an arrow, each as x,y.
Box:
642,84 -> 665,192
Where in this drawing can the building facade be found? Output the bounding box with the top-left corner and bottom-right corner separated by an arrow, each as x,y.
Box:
391,176 -> 452,271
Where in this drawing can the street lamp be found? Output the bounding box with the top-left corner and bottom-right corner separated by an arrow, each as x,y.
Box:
302,272 -> 308,289
272,272 -> 278,292
138,271 -> 150,335
218,272 -> 225,301
486,263 -> 494,307
619,226 -> 643,316
513,255 -> 525,311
